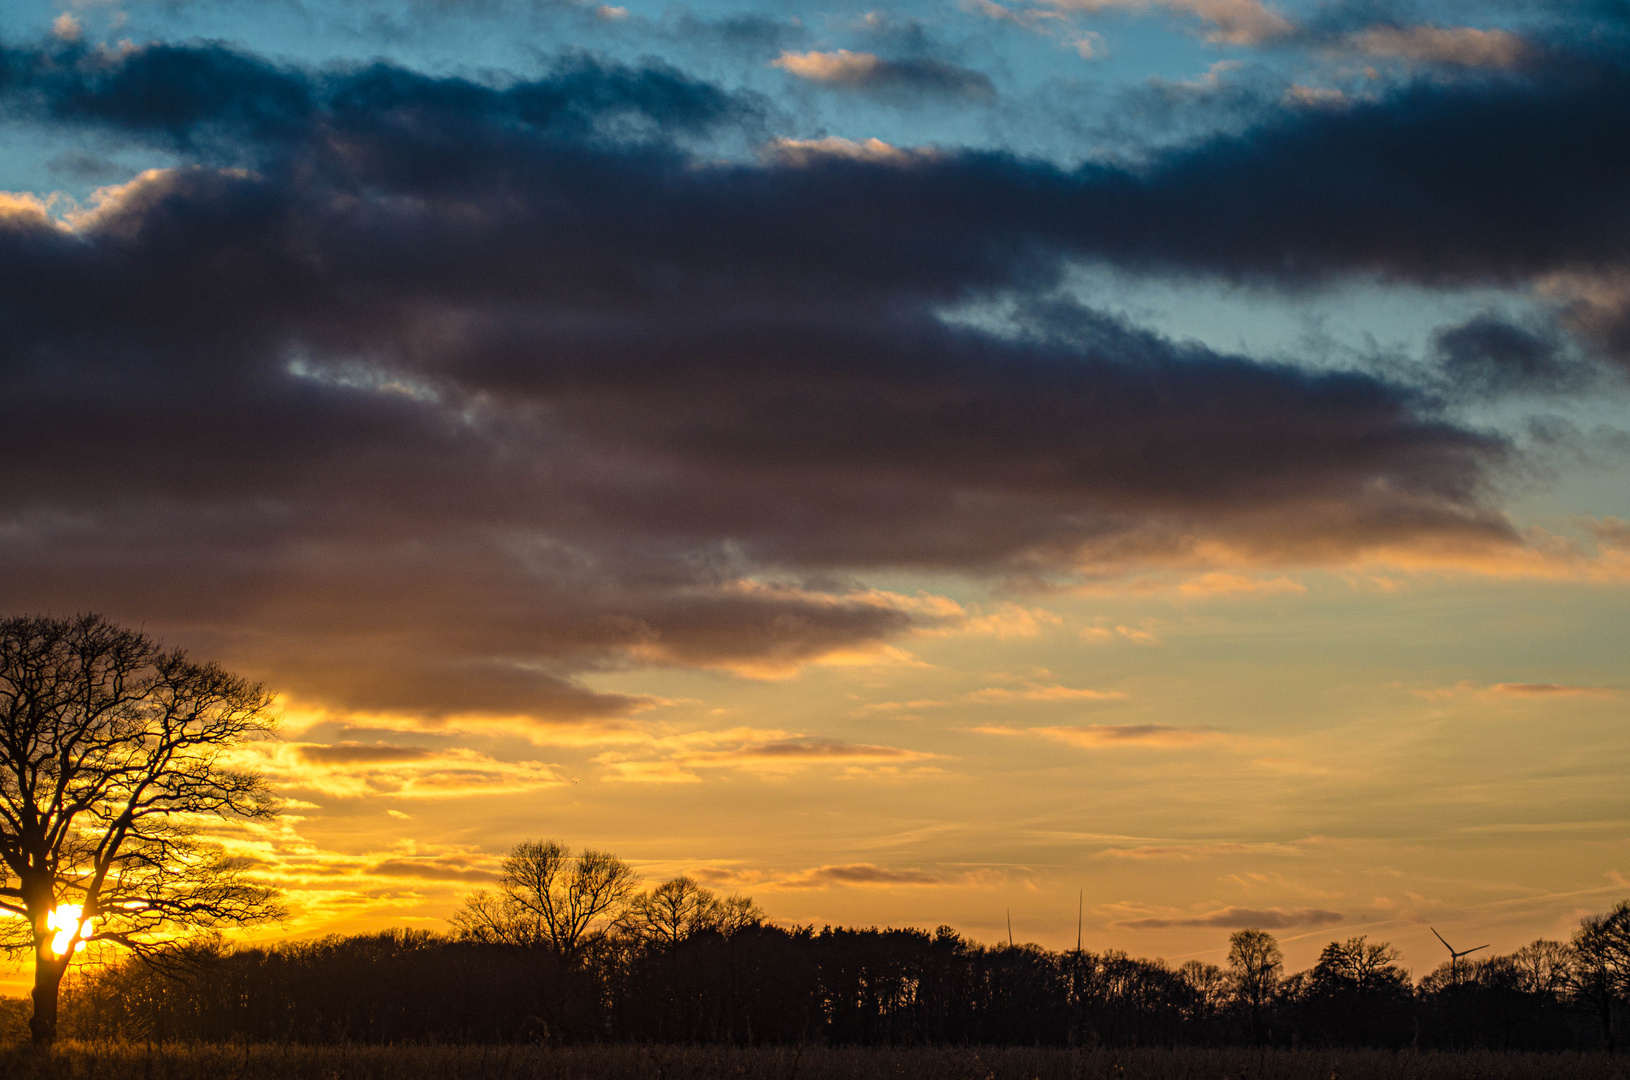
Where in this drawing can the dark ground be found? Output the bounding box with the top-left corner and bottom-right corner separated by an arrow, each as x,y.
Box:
1,1044 -> 1629,1080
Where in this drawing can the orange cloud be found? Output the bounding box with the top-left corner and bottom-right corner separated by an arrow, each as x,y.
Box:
1416,681 -> 1620,702
767,137 -> 927,167
1352,25 -> 1528,68
966,683 -> 1127,703
974,723 -> 1223,748
1098,841 -> 1305,859
257,742 -> 564,799
1491,683 -> 1620,699
773,49 -> 884,83
594,727 -> 936,783
1045,0 -> 1292,44
1177,572 -> 1307,598
856,681 -> 1124,714
1079,624 -> 1159,644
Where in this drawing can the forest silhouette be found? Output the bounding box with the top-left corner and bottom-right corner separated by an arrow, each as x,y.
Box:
1,617 -> 1624,1057
12,838 -> 1630,1054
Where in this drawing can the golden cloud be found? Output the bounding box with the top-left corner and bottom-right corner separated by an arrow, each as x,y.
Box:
1177,572 -> 1307,598
593,727 -> 936,782
699,863 -> 952,889
1098,841 -> 1306,859
973,723 -> 1224,748
254,741 -> 565,799
966,684 -> 1127,703
1490,683 -> 1620,699
1416,681 -> 1620,702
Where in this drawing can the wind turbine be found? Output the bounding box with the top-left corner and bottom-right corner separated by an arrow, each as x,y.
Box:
1430,927 -> 1488,986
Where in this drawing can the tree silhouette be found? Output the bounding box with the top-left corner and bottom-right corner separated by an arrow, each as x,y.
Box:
453,839 -> 640,1038
1226,928 -> 1281,1041
624,877 -> 765,948
0,614 -> 282,1044
454,840 -> 640,964
1568,902 -> 1630,1051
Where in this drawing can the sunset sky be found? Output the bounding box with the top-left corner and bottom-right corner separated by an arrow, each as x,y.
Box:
2,0 -> 1629,992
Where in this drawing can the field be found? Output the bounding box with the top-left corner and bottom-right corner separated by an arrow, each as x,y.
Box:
1,1044 -> 1628,1080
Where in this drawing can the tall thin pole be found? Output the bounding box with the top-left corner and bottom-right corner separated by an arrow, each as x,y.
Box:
1076,890 -> 1083,953
1007,909 -> 1013,947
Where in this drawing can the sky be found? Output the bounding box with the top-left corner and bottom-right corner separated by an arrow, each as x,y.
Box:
2,0 -> 1630,992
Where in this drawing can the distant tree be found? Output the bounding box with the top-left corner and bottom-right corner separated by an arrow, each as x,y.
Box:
0,614 -> 282,1044
453,840 -> 641,1040
629,877 -> 710,947
623,877 -> 765,947
1510,938 -> 1573,998
454,840 -> 639,964
1176,960 -> 1229,1026
1303,935 -> 1413,1046
1226,928 -> 1282,1040
1568,902 -> 1630,1051
1311,936 -> 1409,995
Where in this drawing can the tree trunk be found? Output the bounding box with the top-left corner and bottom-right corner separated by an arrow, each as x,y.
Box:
30,949 -> 67,1045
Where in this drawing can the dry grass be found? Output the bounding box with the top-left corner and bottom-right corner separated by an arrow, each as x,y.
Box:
0,1044 -> 1626,1080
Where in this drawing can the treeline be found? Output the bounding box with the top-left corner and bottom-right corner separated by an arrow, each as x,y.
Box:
38,842 -> 1630,1051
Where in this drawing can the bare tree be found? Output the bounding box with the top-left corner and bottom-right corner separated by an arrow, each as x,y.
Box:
1177,959 -> 1229,1023
623,876 -> 765,947
1311,936 -> 1408,993
0,614 -> 282,1044
454,840 -> 639,964
1569,902 -> 1630,1051
1510,938 -> 1573,997
1226,928 -> 1282,1040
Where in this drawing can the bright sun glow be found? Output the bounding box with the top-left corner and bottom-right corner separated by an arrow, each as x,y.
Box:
47,904 -> 90,956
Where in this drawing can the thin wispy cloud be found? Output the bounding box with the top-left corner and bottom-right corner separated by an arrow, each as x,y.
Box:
1491,683 -> 1620,699
1416,681 -> 1621,702
973,724 -> 1225,748
593,728 -> 936,782
1040,0 -> 1293,45
967,684 -> 1127,703
1113,906 -> 1343,929
1098,841 -> 1305,859
773,50 -> 995,100
790,864 -> 943,886
256,743 -> 565,800
1348,25 -> 1528,69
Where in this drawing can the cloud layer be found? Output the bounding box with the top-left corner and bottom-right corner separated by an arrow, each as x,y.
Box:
1,35 -> 1625,720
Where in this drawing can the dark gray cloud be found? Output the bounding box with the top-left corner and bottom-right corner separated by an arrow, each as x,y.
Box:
773,49 -> 995,102
0,41 -> 760,153
1,33 -> 1612,719
297,742 -> 438,764
1433,313 -> 1595,398
367,858 -> 501,882
660,10 -> 809,56
1115,907 -> 1344,929
745,738 -> 920,759
806,864 -> 942,885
